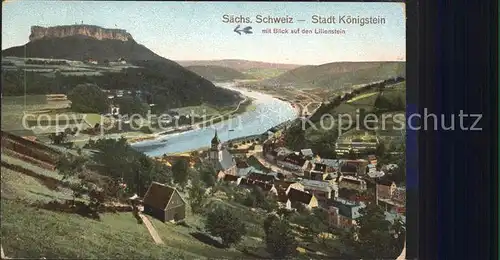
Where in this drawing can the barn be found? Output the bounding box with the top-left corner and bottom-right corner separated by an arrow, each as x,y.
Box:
142,182 -> 186,222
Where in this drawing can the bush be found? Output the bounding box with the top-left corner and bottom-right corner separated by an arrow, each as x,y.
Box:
68,84 -> 110,113
205,207 -> 246,247
264,215 -> 298,258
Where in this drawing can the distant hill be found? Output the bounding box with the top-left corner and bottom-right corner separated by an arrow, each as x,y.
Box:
186,65 -> 254,81
177,59 -> 302,72
1,25 -> 242,110
2,36 -> 165,62
260,61 -> 406,89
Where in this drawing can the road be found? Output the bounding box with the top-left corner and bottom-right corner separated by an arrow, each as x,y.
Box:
139,213 -> 164,245
253,153 -> 298,177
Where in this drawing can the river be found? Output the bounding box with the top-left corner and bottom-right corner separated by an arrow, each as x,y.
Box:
131,82 -> 297,156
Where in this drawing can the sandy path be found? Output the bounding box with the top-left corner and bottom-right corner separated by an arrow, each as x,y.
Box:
1,244 -> 9,259
139,213 -> 164,245
396,239 -> 406,260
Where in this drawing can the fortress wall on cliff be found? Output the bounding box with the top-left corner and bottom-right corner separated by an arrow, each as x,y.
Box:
29,25 -> 133,42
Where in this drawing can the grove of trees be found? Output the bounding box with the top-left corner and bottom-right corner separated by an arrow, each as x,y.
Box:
339,202 -> 405,259
205,207 -> 247,248
263,214 -> 298,258
67,84 -> 110,113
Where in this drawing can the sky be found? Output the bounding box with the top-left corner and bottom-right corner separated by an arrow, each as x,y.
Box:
2,1 -> 406,65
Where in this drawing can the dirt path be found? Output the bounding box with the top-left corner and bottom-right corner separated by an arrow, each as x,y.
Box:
139,213 -> 164,245
396,239 -> 406,260
1,244 -> 9,259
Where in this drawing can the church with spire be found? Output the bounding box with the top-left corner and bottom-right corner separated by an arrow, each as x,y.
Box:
208,129 -> 236,176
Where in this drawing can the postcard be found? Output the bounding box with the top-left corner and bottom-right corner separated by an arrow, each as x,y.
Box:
2,1 -> 406,259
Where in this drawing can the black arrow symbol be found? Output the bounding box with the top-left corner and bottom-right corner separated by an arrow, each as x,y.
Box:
233,25 -> 241,35
242,26 -> 253,34
234,25 -> 252,35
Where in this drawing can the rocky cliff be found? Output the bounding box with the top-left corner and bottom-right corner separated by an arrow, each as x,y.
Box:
29,25 -> 133,42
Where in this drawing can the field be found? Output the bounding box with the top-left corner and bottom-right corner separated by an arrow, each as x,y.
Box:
243,68 -> 289,79
0,154 -> 254,259
171,104 -> 224,117
304,82 -> 406,144
1,95 -> 72,131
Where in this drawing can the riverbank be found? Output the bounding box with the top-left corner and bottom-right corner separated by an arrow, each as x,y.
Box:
234,84 -> 302,117
154,96 -> 254,137
131,82 -> 298,156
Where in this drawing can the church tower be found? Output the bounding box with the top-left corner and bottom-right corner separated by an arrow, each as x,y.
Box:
209,130 -> 222,163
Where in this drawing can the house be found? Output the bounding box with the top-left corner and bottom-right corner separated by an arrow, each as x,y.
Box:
235,159 -> 254,177
238,177 -> 278,195
209,130 -> 237,176
288,188 -> 318,209
340,164 -> 358,176
299,148 -> 314,159
142,182 -> 186,222
367,154 -> 377,165
385,211 -> 406,225
376,181 -> 406,212
327,198 -> 366,229
299,179 -> 337,202
275,180 -> 305,193
335,132 -> 378,156
314,158 -> 343,173
254,181 -> 278,196
277,189 -> 292,209
338,175 -> 367,191
272,147 -> 295,161
342,160 -> 369,176
307,163 -> 330,181
87,58 -> 98,65
246,172 -> 277,183
221,174 -> 242,185
277,153 -> 310,173
216,170 -> 226,181
265,150 -> 278,162
382,164 -> 399,173
367,170 -> 385,178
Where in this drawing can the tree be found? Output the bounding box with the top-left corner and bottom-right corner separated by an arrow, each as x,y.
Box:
308,208 -> 332,244
376,142 -> 386,158
49,132 -> 68,145
284,122 -> 307,151
188,180 -> 207,214
68,84 -> 110,113
310,130 -> 338,158
56,154 -> 87,181
172,158 -> 189,188
264,214 -> 298,258
261,193 -> 279,213
342,202 -> 404,259
205,207 -> 246,247
86,138 -> 172,196
199,164 -> 216,188
291,201 -> 307,214
115,96 -> 150,116
243,186 -> 274,210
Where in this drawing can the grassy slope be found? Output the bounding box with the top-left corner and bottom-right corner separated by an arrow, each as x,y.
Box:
176,59 -> 301,71
262,62 -> 405,89
186,65 -> 254,81
242,68 -> 289,80
305,82 -> 406,140
0,154 -> 253,259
